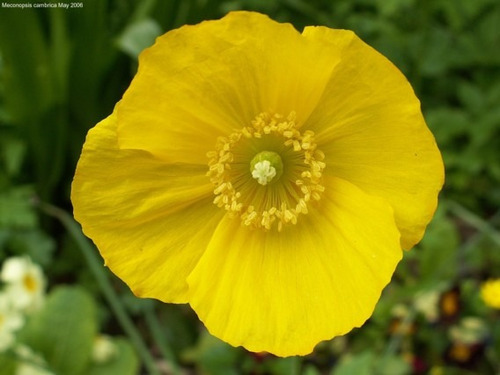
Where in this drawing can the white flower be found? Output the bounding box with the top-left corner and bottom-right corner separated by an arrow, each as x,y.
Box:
449,317 -> 488,345
391,303 -> 410,319
1,257 -> 46,313
0,292 -> 24,352
92,334 -> 117,364
414,289 -> 440,322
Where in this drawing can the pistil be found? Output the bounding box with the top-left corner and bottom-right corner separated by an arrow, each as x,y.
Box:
250,151 -> 283,185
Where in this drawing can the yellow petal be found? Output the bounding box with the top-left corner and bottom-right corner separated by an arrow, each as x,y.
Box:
116,11 -> 339,162
187,176 -> 401,356
71,112 -> 221,303
302,27 -> 444,249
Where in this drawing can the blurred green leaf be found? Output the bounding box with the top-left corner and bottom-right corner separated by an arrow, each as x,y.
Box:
331,351 -> 374,375
0,135 -> 25,178
0,186 -> 37,228
49,7 -> 70,103
476,6 -> 500,64
20,286 -> 98,375
6,230 -> 56,267
0,6 -> 69,200
262,357 -> 301,375
374,355 -> 411,375
0,352 -> 17,375
303,364 -> 321,375
86,338 -> 139,375
416,28 -> 454,77
457,81 -> 485,113
157,304 -> 198,352
184,331 -> 243,375
425,108 -> 469,145
418,206 -> 460,281
116,18 -> 162,58
332,351 -> 410,375
438,0 -> 493,31
374,0 -> 415,17
0,8 -> 53,123
0,229 -> 9,250
68,0 -> 117,127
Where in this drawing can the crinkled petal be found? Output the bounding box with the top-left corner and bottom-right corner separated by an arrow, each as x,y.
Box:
71,112 -> 222,303
116,11 -> 339,163
187,176 -> 402,356
302,27 -> 444,249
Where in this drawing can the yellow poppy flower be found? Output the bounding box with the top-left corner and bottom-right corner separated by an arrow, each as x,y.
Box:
71,11 -> 444,356
481,279 -> 500,309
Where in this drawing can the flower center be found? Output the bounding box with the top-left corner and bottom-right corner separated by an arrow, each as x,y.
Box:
250,151 -> 283,185
207,112 -> 325,231
23,274 -> 37,293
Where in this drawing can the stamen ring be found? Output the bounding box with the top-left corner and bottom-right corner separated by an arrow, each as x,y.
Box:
207,112 -> 325,231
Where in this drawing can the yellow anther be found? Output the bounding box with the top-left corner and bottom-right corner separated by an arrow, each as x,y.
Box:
207,111 -> 325,231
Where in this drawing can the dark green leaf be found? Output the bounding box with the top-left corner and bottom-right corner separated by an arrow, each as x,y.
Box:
0,352 -> 17,375
6,230 -> 56,267
0,135 -> 25,178
331,351 -> 374,375
418,206 -> 460,281
0,186 -> 37,229
374,355 -> 411,375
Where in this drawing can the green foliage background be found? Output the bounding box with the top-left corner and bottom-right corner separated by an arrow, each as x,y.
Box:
0,0 -> 499,374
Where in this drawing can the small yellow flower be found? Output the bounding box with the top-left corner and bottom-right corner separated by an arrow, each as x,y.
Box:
71,12 -> 444,356
480,278 -> 500,309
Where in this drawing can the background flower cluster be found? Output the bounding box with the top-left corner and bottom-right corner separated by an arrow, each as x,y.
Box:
1,0 -> 499,374
0,255 -> 133,374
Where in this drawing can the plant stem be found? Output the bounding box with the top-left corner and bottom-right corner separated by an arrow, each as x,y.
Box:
447,201 -> 500,246
144,304 -> 181,375
36,201 -> 160,375
384,309 -> 415,358
290,356 -> 301,375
